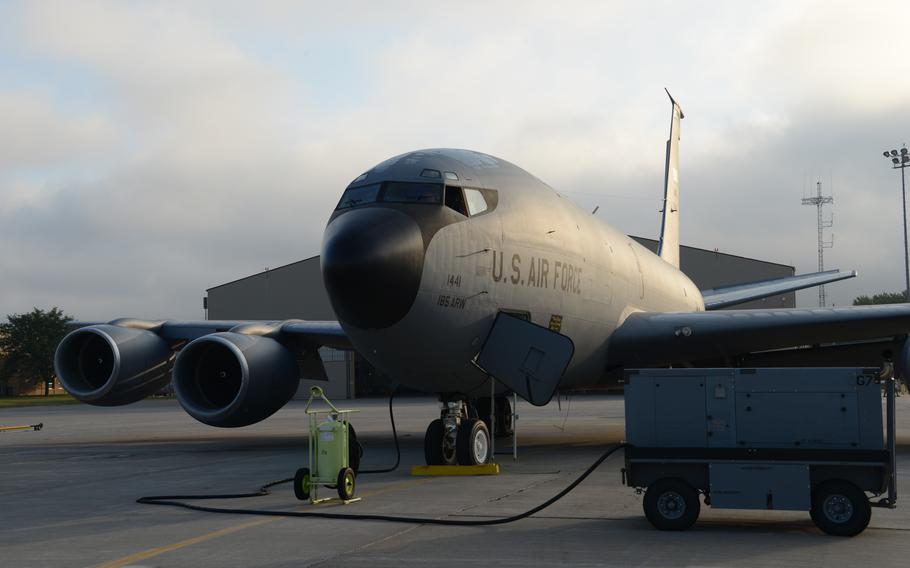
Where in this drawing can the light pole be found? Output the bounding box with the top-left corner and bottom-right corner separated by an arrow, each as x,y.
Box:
883,147 -> 910,301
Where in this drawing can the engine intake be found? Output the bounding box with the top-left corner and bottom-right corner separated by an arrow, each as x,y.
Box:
54,325 -> 172,406
174,332 -> 299,427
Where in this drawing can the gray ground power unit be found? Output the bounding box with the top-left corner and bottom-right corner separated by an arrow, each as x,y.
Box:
623,367 -> 897,536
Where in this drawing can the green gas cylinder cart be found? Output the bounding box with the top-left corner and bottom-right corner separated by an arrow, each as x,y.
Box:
293,386 -> 361,504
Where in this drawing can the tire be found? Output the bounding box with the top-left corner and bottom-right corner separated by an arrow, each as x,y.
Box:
811,480 -> 871,537
424,419 -> 446,465
456,418 -> 491,465
477,397 -> 514,438
337,467 -> 356,501
643,478 -> 700,531
495,396 -> 514,437
293,467 -> 311,501
348,424 -> 362,474
476,397 -> 494,433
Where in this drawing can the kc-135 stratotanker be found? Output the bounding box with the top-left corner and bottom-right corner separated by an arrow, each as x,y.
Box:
55,93 -> 910,466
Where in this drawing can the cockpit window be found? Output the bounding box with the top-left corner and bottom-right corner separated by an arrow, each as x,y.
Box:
445,186 -> 468,216
382,182 -> 443,204
336,183 -> 380,210
335,181 -> 486,213
464,188 -> 488,216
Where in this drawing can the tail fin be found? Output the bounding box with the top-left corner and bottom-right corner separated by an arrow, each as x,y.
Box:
657,89 -> 683,268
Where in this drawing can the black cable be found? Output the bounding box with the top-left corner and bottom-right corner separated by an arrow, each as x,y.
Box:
358,388 -> 400,474
159,388 -> 400,503
136,443 -> 628,526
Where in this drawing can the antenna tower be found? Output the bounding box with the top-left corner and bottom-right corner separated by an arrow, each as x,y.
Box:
801,181 -> 834,307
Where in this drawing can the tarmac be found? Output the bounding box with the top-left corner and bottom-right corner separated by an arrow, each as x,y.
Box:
1,394 -> 908,568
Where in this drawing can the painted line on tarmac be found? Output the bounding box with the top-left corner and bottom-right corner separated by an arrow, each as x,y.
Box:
93,477 -> 434,567
94,517 -> 276,568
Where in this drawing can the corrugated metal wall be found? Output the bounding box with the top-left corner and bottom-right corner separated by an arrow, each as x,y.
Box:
632,237 -> 795,309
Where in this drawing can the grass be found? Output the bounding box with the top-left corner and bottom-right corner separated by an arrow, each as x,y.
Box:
0,394 -> 79,408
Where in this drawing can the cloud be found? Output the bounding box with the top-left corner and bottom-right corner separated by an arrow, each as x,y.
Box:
1,1 -> 909,321
0,92 -> 115,176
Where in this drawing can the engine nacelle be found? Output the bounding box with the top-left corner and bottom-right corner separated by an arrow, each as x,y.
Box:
173,332 -> 299,427
54,325 -> 173,406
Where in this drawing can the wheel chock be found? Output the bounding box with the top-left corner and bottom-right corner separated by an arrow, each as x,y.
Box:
410,464 -> 500,476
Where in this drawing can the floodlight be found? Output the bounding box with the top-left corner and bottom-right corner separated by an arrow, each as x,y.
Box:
883,145 -> 910,304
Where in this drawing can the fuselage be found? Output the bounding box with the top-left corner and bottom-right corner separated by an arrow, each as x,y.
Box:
321,149 -> 704,396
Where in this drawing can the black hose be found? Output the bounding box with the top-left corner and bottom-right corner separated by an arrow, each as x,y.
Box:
160,388 -> 403,501
358,388 -> 400,474
136,443 -> 628,526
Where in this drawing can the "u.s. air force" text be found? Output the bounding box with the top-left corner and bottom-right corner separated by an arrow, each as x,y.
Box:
490,250 -> 581,294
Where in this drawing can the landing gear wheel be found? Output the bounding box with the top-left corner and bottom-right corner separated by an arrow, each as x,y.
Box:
348,424 -> 362,474
476,398 -> 493,432
643,478 -> 700,531
293,467 -> 311,501
424,419 -> 446,465
811,480 -> 871,536
496,396 -> 514,437
456,418 -> 491,465
477,397 -> 514,438
337,467 -> 356,501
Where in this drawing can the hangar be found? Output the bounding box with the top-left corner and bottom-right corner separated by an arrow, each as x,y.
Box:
205,237 -> 795,399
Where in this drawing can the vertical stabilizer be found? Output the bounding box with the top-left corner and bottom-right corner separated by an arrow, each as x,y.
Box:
657,89 -> 683,268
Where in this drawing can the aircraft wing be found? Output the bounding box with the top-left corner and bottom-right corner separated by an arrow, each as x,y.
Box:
75,318 -> 351,348
55,317 -> 351,425
607,303 -> 910,367
700,269 -> 857,310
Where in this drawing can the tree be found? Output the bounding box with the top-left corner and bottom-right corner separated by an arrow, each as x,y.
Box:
0,351 -> 11,396
0,308 -> 73,396
853,292 -> 908,306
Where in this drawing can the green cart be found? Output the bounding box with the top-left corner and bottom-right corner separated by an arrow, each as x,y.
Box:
293,386 -> 361,504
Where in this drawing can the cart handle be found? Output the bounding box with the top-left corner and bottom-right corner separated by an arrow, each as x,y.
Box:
304,386 -> 340,414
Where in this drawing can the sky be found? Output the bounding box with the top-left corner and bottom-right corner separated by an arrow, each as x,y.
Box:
2,0 -> 909,321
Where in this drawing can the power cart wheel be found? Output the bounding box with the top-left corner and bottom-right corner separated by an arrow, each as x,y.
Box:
337,467 -> 356,501
643,478 -> 700,531
456,418 -> 491,465
810,480 -> 871,537
293,467 -> 311,501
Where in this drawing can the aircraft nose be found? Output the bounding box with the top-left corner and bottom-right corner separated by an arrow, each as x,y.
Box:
321,207 -> 425,329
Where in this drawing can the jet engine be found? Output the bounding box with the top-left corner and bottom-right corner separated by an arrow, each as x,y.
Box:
173,332 -> 299,427
54,324 -> 173,406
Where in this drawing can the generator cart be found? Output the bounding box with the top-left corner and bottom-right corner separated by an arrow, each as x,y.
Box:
293,386 -> 361,504
623,367 -> 898,536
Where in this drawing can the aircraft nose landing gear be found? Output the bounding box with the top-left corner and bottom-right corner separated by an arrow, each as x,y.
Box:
457,418 -> 490,465
424,398 -> 491,466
